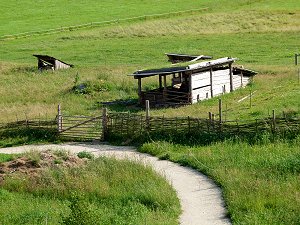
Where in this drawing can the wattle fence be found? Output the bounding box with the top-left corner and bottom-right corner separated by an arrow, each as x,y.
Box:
1,107 -> 300,144
105,111 -> 300,143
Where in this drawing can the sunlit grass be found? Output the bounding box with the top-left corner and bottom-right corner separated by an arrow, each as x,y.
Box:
0,151 -> 180,224
139,138 -> 300,225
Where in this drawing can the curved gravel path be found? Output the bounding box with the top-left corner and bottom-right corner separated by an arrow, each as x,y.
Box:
0,143 -> 231,225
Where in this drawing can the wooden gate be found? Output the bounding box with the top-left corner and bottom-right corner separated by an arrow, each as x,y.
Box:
59,115 -> 102,140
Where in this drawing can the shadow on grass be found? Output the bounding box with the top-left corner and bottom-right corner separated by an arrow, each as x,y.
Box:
0,127 -> 59,148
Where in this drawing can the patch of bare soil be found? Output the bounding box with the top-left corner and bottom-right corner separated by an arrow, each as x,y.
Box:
0,150 -> 87,184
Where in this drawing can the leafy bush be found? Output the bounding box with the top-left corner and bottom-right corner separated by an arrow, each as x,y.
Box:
77,151 -> 94,160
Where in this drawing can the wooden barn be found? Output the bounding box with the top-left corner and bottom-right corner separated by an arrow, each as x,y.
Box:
33,55 -> 74,71
130,57 -> 257,106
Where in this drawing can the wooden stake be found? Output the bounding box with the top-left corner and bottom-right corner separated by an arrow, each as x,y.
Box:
210,67 -> 213,97
145,100 -> 150,130
57,104 -> 62,133
145,100 -> 150,119
102,108 -> 108,141
272,109 -> 276,132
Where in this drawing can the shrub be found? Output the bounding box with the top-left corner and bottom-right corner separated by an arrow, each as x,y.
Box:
77,151 -> 94,160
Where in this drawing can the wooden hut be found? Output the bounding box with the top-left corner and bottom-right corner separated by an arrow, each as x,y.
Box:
130,57 -> 257,106
33,55 -> 74,71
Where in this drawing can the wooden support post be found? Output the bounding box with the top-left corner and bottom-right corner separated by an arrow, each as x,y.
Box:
145,100 -> 150,130
138,78 -> 142,105
229,63 -> 233,92
295,53 -> 299,65
272,109 -> 276,132
210,67 -> 213,98
159,75 -> 162,89
240,71 -> 243,87
102,108 -> 108,141
57,104 -> 62,133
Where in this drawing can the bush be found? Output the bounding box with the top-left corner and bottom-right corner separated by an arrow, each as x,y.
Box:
77,151 -> 94,160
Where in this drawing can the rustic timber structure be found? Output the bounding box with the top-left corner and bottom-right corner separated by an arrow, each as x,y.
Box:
33,55 -> 74,71
166,53 -> 212,64
131,57 -> 257,106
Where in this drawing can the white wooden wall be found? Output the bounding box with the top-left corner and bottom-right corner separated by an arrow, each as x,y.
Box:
55,60 -> 71,70
191,69 -> 251,103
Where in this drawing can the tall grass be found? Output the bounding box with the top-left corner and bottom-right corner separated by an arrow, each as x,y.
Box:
0,154 -> 180,224
139,138 -> 300,225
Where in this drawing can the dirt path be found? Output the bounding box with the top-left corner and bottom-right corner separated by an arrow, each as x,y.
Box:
0,143 -> 231,225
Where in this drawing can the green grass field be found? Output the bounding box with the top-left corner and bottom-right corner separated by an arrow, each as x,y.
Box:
0,152 -> 180,224
1,1 -> 300,224
140,139 -> 300,225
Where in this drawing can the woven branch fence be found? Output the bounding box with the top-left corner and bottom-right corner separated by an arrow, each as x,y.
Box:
106,112 -> 300,142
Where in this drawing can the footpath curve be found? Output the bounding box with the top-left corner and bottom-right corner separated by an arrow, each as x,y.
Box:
0,143 -> 231,225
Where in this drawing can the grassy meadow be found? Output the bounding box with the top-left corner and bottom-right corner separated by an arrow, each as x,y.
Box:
140,139 -> 300,225
0,7 -> 299,121
1,1 -> 300,224
0,151 -> 180,224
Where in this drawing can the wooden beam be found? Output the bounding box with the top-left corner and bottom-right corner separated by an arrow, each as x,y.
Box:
229,63 -> 233,92
138,78 -> 142,104
210,67 -> 213,98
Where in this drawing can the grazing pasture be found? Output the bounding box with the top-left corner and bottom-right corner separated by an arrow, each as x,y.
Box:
0,0 -> 300,224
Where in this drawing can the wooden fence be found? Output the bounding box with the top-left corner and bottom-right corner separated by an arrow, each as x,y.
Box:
105,107 -> 300,143
1,104 -> 300,143
0,119 -> 56,130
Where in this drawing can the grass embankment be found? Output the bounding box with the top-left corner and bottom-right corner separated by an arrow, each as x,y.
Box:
0,151 -> 180,224
139,139 -> 300,225
0,12 -> 299,121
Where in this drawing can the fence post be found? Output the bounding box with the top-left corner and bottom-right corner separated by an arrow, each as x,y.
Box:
102,108 -> 108,141
57,104 -> 62,133
272,109 -> 276,133
219,99 -> 222,122
145,100 -> 150,131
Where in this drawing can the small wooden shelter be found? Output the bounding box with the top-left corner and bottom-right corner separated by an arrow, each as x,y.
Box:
166,53 -> 212,64
130,57 -> 257,106
33,55 -> 73,71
